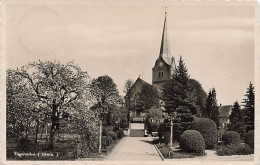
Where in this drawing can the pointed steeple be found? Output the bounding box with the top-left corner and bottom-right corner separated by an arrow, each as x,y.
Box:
159,10 -> 171,58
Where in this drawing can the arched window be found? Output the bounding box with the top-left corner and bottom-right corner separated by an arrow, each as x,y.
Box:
161,72 -> 163,77
159,72 -> 160,77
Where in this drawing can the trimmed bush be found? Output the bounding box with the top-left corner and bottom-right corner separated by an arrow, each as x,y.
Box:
113,126 -> 119,132
245,130 -> 254,150
190,118 -> 217,149
222,131 -> 240,145
101,136 -> 112,148
179,130 -> 205,153
115,129 -> 124,139
108,132 -> 118,140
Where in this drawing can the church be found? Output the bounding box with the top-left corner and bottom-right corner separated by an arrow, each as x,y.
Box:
125,12 -> 176,121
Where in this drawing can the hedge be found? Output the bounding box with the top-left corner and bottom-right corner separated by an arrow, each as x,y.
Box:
245,130 -> 254,150
190,118 -> 218,149
222,131 -> 240,145
217,144 -> 253,156
179,130 -> 205,153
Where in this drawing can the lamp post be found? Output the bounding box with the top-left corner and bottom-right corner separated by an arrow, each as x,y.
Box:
169,112 -> 177,156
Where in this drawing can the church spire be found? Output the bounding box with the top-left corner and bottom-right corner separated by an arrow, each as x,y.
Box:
159,9 -> 171,58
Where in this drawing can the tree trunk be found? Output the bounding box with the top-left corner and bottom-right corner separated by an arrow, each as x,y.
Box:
48,121 -> 58,150
48,104 -> 59,150
98,120 -> 102,154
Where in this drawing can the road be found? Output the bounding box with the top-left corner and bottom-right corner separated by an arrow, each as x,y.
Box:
106,137 -> 162,161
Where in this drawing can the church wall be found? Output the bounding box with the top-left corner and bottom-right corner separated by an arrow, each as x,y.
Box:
152,58 -> 171,85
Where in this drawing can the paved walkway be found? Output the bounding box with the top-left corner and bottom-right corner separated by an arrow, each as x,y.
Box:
106,137 -> 162,161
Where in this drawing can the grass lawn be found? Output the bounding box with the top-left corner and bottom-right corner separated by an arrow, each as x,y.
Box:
156,143 -> 206,159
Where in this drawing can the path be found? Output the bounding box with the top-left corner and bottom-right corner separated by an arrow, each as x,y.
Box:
106,137 -> 162,161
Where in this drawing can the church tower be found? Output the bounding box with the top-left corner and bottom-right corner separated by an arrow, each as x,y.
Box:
152,11 -> 176,90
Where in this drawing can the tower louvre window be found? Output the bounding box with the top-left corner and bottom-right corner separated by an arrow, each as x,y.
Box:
162,72 -> 163,77
159,72 -> 160,77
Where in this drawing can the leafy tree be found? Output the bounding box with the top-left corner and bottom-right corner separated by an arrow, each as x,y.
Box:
90,75 -> 120,153
123,79 -> 134,94
243,82 -> 255,132
136,83 -> 160,113
7,69 -> 39,139
123,79 -> 134,122
205,88 -> 220,127
10,60 -> 90,150
188,79 -> 207,117
146,106 -> 163,121
162,57 -> 195,141
227,101 -> 246,138
7,68 -> 50,148
70,100 -> 99,156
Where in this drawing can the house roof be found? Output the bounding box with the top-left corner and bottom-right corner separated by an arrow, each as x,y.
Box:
218,105 -> 232,118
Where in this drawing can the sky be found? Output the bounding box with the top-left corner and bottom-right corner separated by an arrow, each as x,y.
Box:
6,0 -> 256,105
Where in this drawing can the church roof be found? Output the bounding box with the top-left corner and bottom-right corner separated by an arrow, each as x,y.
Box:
161,56 -> 175,66
158,11 -> 176,69
218,105 -> 232,118
159,12 -> 171,58
137,77 -> 149,85
125,77 -> 149,97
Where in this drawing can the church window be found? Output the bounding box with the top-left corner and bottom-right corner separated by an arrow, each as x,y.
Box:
162,72 -> 163,77
159,72 -> 160,77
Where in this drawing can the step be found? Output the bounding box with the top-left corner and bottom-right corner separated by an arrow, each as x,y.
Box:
130,123 -> 145,130
129,129 -> 145,137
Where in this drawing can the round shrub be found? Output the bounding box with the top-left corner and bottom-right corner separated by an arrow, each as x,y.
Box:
101,136 -> 112,148
116,131 -> 123,139
245,130 -> 254,150
117,128 -> 124,139
108,131 -> 118,140
222,131 -> 240,145
113,126 -> 119,132
180,130 -> 205,153
190,118 -> 218,149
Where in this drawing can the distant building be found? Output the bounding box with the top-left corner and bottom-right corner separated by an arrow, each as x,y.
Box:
218,105 -> 233,129
218,105 -> 232,141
